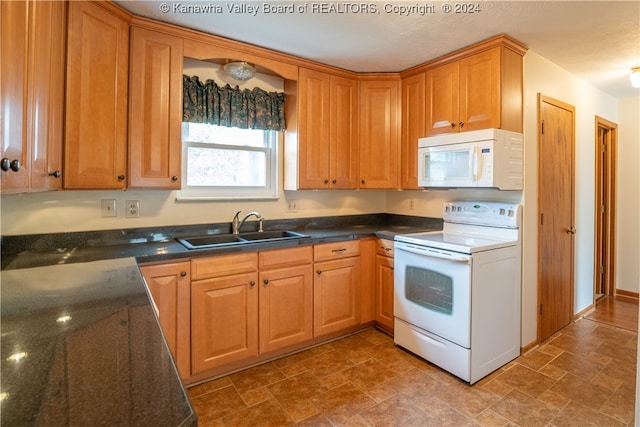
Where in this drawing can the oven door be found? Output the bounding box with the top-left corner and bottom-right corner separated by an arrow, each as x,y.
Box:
394,241 -> 472,348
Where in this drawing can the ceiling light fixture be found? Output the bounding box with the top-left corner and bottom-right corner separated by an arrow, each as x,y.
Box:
631,66 -> 640,88
223,60 -> 256,81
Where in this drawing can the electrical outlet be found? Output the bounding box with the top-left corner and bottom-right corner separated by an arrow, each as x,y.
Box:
286,200 -> 298,213
101,199 -> 117,217
125,200 -> 140,218
409,199 -> 415,210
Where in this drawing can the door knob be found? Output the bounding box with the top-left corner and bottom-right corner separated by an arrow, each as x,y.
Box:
566,226 -> 577,235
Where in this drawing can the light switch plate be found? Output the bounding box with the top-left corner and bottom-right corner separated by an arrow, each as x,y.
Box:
101,199 -> 117,217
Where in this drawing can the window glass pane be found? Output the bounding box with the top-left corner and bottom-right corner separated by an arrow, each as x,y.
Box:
183,123 -> 266,148
186,146 -> 266,187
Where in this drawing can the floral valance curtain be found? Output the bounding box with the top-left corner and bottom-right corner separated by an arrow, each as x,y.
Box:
183,75 -> 286,131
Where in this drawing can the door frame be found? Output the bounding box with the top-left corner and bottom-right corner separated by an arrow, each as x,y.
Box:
593,116 -> 617,299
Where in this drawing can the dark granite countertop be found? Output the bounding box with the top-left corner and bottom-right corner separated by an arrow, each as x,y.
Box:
0,258 -> 197,426
1,214 -> 442,270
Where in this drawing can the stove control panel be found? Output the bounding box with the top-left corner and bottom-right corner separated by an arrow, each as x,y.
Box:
443,201 -> 521,228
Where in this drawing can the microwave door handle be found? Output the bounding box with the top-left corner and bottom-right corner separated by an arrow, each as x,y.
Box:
471,145 -> 479,182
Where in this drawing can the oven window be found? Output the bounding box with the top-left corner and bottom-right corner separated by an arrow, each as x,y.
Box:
405,266 -> 453,314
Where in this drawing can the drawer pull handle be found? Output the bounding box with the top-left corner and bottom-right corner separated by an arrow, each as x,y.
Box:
382,246 -> 392,252
180,271 -> 187,277
331,248 -> 347,254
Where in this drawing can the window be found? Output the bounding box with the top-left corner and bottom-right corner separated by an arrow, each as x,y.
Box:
177,123 -> 278,200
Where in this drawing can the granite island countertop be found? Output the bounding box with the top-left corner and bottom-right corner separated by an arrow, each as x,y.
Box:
0,257 -> 197,426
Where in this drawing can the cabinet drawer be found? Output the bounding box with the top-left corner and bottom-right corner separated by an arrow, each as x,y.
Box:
259,246 -> 313,270
191,252 -> 258,280
376,239 -> 394,258
314,240 -> 360,261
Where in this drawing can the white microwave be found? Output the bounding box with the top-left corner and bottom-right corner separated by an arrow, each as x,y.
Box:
418,128 -> 523,190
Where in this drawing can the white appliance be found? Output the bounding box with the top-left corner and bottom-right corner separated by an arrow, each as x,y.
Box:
393,201 -> 522,384
418,128 -> 523,189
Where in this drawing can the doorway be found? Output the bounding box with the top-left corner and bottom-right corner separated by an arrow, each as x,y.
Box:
594,117 -> 617,300
537,94 -> 576,343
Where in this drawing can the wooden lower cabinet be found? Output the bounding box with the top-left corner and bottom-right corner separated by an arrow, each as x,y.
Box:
139,261 -> 191,379
375,239 -> 395,333
191,271 -> 259,374
313,241 -> 361,337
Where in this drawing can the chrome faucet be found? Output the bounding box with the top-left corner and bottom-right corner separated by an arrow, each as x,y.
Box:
232,211 -> 264,235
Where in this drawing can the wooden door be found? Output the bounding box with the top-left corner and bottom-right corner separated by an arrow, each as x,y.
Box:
375,254 -> 395,332
128,27 -> 183,188
191,273 -> 259,374
329,75 -> 358,189
259,264 -> 313,353
64,1 -> 129,189
401,73 -> 425,189
425,61 -> 459,136
358,78 -> 400,189
458,47 -> 501,132
1,1 -> 30,191
298,68 -> 330,189
314,257 -> 360,336
139,261 -> 191,378
594,117 -> 617,298
537,95 -> 575,342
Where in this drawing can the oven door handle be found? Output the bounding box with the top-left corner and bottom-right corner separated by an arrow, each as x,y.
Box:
395,243 -> 471,263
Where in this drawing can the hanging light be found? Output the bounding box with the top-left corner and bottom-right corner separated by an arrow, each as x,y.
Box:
223,60 -> 256,81
630,66 -> 640,88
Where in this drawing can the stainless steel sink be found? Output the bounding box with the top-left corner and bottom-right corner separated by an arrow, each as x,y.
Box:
176,230 -> 308,250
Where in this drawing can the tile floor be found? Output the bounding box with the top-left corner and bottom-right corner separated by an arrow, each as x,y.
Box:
188,320 -> 637,426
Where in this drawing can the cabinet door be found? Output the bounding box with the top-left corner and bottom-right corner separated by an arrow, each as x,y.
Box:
458,47 -> 501,132
139,261 -> 191,379
329,75 -> 358,189
400,73 -> 425,189
314,257 -> 360,337
259,264 -> 313,353
1,1 -> 30,192
425,61 -> 460,136
128,27 -> 183,188
191,273 -> 258,374
297,68 -> 330,189
375,254 -> 395,332
64,1 -> 129,189
358,78 -> 400,189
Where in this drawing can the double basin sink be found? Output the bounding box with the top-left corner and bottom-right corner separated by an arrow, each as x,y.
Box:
177,230 -> 309,250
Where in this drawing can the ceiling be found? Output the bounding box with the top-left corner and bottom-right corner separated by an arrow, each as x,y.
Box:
118,1 -> 640,99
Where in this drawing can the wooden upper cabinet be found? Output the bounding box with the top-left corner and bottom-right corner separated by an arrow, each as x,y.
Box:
128,27 -> 183,188
292,68 -> 358,190
64,1 -> 129,189
400,73 -> 425,189
358,77 -> 400,189
296,68 -> 331,189
425,42 -> 524,136
1,0 -> 65,193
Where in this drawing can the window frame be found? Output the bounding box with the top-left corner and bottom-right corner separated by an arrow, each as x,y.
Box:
176,124 -> 279,201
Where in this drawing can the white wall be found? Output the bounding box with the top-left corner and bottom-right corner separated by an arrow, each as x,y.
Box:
616,96 -> 640,293
520,51 -> 620,347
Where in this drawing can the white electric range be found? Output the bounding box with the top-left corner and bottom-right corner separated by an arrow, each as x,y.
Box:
393,201 -> 522,384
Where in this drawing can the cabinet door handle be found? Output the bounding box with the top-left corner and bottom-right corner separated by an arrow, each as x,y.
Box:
323,179 -> 329,184
250,281 -> 256,287
180,271 -> 187,277
360,179 -> 366,185
459,121 -> 464,128
48,170 -> 62,178
316,270 -> 322,276
171,176 -> 178,182
332,179 -> 337,184
9,159 -> 21,172
263,279 -> 269,285
117,175 -> 125,181
450,122 -> 456,128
